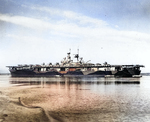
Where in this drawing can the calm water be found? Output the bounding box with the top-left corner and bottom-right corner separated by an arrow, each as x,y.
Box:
0,75 -> 150,122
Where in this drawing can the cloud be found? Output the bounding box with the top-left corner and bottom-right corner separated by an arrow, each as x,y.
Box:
0,13 -> 54,31
1,9 -> 150,51
0,5 -> 150,73
0,11 -> 109,39
1,3 -> 150,42
29,6 -> 108,26
1,6 -> 150,45
1,5 -> 150,43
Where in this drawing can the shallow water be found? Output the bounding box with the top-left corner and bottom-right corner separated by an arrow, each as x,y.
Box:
0,75 -> 150,122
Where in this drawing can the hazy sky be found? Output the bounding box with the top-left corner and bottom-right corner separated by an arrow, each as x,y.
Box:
0,0 -> 150,73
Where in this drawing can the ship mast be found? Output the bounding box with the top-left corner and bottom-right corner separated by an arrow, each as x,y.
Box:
67,49 -> 71,63
74,49 -> 79,62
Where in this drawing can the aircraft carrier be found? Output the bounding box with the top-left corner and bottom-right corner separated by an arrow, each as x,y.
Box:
7,50 -> 144,77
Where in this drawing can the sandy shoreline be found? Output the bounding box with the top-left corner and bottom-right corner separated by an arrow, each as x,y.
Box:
0,87 -> 49,122
0,86 -> 71,122
0,85 -> 117,122
1,82 -> 150,122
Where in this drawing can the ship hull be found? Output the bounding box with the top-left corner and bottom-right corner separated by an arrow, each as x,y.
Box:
10,69 -> 61,77
114,68 -> 141,77
9,68 -> 141,77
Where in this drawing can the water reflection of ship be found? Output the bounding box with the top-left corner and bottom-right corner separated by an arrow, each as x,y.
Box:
7,50 -> 144,77
9,77 -> 140,85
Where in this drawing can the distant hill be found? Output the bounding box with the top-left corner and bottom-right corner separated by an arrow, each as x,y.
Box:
0,73 -> 10,75
141,73 -> 150,76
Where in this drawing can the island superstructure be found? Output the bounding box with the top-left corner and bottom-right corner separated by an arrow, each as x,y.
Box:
7,50 -> 144,77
